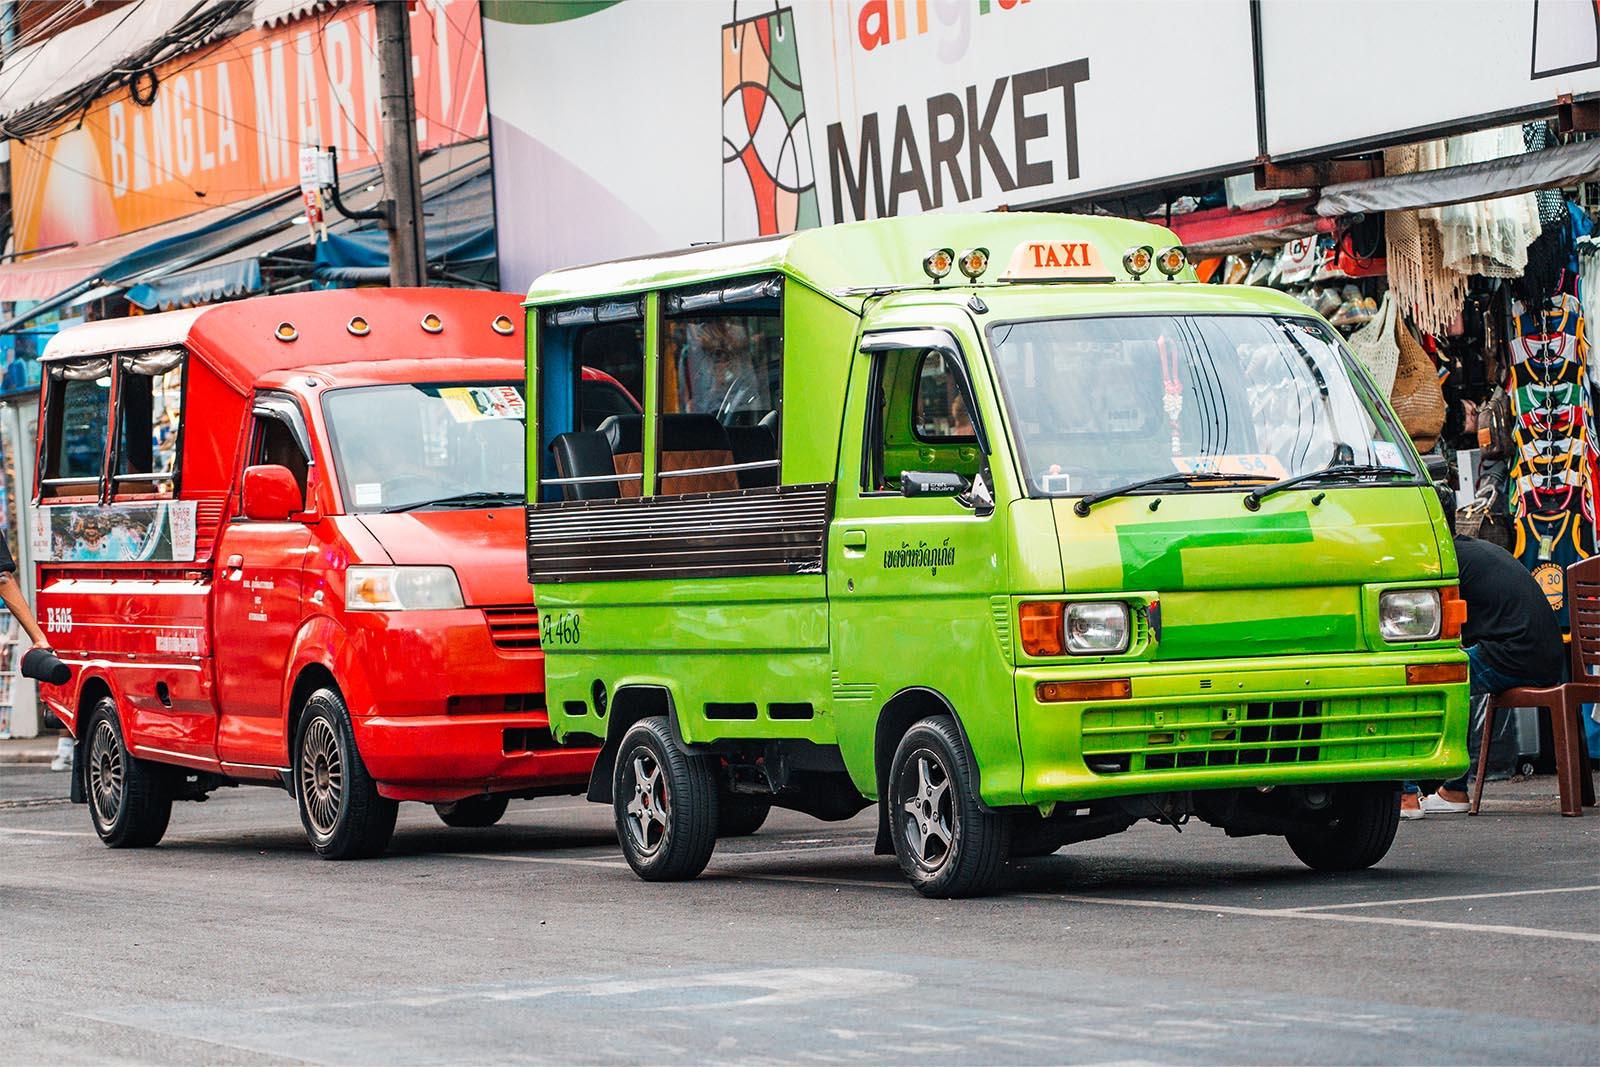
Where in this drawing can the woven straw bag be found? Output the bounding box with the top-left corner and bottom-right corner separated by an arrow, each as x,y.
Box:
1346,290 -> 1400,395
1390,320 -> 1446,450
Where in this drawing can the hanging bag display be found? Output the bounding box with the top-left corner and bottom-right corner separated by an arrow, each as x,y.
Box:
1347,290 -> 1400,395
1390,318 -> 1447,450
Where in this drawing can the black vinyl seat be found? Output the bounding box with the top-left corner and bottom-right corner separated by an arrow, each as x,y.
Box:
549,430 -> 619,500
727,410 -> 778,488
598,413 -> 643,457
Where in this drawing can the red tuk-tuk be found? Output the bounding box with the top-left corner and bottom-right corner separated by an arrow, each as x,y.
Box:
34,289 -> 608,858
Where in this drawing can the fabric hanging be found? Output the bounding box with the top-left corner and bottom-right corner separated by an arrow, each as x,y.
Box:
1384,144 -> 1470,336
1424,127 -> 1541,278
1578,236 -> 1600,389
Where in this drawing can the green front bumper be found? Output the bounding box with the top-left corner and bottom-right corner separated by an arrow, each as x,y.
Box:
1014,652 -> 1470,806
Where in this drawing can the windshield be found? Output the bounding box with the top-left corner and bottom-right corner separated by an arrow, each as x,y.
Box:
324,383 -> 525,512
987,314 -> 1416,496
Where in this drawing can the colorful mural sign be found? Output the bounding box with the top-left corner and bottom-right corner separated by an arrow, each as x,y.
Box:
10,0 -> 487,253
30,501 -> 198,564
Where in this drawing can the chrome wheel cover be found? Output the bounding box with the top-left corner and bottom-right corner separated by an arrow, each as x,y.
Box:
622,749 -> 668,857
299,717 -> 344,837
897,747 -> 955,872
88,718 -> 123,827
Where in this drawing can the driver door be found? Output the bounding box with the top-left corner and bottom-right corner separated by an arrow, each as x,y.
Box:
214,396 -> 313,771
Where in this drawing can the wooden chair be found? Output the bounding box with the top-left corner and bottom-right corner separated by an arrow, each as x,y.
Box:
1470,556 -> 1600,817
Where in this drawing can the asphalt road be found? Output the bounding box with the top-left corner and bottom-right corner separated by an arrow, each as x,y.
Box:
1,764 -> 1595,1065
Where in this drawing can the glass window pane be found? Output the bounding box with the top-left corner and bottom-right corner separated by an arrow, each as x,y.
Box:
56,377 -> 110,482
912,352 -> 977,441
116,362 -> 183,495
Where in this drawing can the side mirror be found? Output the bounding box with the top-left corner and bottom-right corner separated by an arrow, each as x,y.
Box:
1422,452 -> 1450,485
241,464 -> 304,521
901,470 -> 969,498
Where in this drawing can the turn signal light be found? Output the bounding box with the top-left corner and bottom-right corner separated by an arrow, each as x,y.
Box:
1036,679 -> 1133,703
1405,662 -> 1468,686
1155,246 -> 1188,278
1019,601 -> 1064,656
923,247 -> 955,281
1441,585 -> 1467,639
957,247 -> 989,280
1122,245 -> 1154,279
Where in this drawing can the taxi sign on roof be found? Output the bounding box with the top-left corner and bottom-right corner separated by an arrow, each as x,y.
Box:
1001,239 -> 1113,282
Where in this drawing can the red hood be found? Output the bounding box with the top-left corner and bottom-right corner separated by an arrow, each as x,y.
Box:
357,508 -> 530,607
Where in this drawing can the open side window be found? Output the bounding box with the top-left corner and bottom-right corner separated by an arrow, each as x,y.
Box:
536,299 -> 646,502
656,275 -> 782,495
860,332 -> 990,501
112,347 -> 185,499
243,393 -> 312,512
40,357 -> 112,501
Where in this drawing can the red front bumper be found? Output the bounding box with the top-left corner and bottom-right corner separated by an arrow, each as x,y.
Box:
357,710 -> 597,803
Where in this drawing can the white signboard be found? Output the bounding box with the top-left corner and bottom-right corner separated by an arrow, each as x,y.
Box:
1259,0 -> 1600,157
484,0 -> 1258,290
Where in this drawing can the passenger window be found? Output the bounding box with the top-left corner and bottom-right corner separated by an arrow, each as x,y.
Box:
41,358 -> 112,499
578,322 -> 644,431
866,347 -> 983,494
114,348 -> 184,497
536,304 -> 646,502
658,276 -> 782,494
252,415 -> 309,499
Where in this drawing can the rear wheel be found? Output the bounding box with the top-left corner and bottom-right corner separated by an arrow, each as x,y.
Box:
613,717 -> 717,881
295,688 -> 396,859
717,795 -> 771,837
887,716 -> 1009,898
1287,783 -> 1401,871
84,698 -> 171,848
434,795 -> 509,828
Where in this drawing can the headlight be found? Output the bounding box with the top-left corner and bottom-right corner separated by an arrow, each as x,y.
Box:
1066,601 -> 1130,655
1379,588 -> 1442,641
345,566 -> 465,611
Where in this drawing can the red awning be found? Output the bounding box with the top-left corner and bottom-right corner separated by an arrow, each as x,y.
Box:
1168,198 -> 1334,258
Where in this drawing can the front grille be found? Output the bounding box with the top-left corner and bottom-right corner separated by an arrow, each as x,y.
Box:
484,605 -> 540,650
1081,694 -> 1446,775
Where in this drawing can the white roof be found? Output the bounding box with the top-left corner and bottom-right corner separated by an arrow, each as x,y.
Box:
41,306 -> 207,362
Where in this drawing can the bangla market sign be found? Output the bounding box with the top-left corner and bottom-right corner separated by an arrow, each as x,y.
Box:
483,0 -> 1259,289
10,0 -> 487,253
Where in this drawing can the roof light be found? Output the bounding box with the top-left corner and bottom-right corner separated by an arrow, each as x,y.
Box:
1000,240 -> 1113,283
923,247 -> 955,282
347,316 -> 370,336
274,322 -> 298,342
491,314 -> 515,335
420,313 -> 444,334
1155,246 -> 1188,278
1122,245 -> 1154,280
957,247 -> 989,280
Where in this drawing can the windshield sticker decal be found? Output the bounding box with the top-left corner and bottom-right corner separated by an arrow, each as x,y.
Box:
30,501 -> 198,563
440,386 -> 526,422
1372,440 -> 1405,468
354,483 -> 384,507
883,538 -> 956,576
1171,454 -> 1287,479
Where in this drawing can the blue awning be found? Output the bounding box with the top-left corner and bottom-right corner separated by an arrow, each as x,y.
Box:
125,257 -> 263,312
313,159 -> 494,285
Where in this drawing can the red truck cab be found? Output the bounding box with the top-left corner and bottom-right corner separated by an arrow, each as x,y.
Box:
34,289 -> 609,858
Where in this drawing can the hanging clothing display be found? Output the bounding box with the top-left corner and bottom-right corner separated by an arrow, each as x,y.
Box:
1424,128 -> 1541,279
1385,143 -> 1470,337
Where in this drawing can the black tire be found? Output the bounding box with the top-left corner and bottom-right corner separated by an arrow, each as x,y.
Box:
887,716 -> 1010,898
83,698 -> 171,848
1287,782 -> 1401,871
434,794 -> 509,828
295,688 -> 397,860
717,795 -> 771,837
613,717 -> 717,881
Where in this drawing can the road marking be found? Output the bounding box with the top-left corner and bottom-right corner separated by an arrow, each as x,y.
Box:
452,851 -> 628,869
0,825 -> 93,837
1284,884 -> 1600,912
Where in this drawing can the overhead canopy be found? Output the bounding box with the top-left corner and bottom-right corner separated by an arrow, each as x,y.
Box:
1169,197 -> 1331,258
1316,138 -> 1600,217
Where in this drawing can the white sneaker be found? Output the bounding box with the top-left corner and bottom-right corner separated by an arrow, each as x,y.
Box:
49,754 -> 72,772
1419,792 -> 1470,813
1399,801 -> 1425,820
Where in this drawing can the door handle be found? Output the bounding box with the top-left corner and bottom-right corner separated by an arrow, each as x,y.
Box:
225,554 -> 244,575
842,529 -> 867,555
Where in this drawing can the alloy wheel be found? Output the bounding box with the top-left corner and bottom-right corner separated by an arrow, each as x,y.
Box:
898,747 -> 955,871
299,717 -> 344,837
623,751 -> 668,857
88,719 -> 123,825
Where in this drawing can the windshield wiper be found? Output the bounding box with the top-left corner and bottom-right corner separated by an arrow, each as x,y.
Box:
1242,463 -> 1416,510
1071,471 -> 1271,517
381,490 -> 525,513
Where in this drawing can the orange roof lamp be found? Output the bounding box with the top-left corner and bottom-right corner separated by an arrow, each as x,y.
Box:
1000,240 -> 1114,283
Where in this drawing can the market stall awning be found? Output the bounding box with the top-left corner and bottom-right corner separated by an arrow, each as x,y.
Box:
1168,197 -> 1333,258
1316,138 -> 1600,217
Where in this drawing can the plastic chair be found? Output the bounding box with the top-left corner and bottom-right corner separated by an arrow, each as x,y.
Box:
1471,556 -> 1600,817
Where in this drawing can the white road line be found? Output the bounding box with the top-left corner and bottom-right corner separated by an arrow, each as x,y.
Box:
451,851 -> 628,869
0,825 -> 93,837
1284,884 -> 1600,912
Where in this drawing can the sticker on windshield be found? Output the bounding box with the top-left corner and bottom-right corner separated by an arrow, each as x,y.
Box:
1372,441 -> 1405,468
1171,454 -> 1286,479
440,386 -> 525,422
354,483 -> 383,507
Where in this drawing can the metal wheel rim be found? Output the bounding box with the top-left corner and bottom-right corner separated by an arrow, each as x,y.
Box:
896,745 -> 956,873
88,719 -> 123,827
299,717 -> 344,837
622,748 -> 668,858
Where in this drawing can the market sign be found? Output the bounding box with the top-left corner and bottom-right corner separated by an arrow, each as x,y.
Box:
483,0 -> 1260,289
10,0 -> 487,254
1258,0 -> 1600,158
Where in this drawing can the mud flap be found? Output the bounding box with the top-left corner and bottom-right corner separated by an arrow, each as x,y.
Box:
69,737 -> 85,804
874,793 -> 892,855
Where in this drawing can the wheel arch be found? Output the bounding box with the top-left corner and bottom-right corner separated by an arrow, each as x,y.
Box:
285,661 -> 341,775
68,674 -> 117,805
871,686 -> 989,853
584,683 -> 679,804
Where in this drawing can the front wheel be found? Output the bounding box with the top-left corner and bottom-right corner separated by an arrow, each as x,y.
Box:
1286,783 -> 1401,871
887,716 -> 1010,898
295,688 -> 397,859
84,698 -> 171,848
613,717 -> 718,881
434,795 -> 509,828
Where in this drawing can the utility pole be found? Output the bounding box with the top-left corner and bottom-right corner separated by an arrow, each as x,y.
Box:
375,0 -> 426,287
